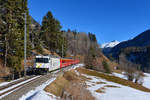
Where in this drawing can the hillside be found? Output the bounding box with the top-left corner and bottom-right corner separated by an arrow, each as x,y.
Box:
111,30 -> 150,58
104,30 -> 150,72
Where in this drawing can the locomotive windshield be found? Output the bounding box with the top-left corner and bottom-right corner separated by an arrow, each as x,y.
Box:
35,58 -> 49,63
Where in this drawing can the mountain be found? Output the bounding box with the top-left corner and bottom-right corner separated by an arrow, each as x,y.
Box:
107,30 -> 150,72
111,30 -> 150,58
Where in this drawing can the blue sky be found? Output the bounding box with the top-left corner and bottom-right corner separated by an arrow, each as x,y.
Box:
28,0 -> 150,44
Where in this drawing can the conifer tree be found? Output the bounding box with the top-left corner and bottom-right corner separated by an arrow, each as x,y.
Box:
0,0 -> 31,78
3,0 -> 15,67
41,11 -> 64,54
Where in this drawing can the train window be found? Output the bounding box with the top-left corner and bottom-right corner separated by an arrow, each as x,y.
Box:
35,58 -> 49,63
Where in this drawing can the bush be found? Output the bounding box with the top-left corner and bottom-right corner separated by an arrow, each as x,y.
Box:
134,71 -> 144,85
60,82 -> 95,100
7,55 -> 23,79
35,45 -> 43,54
119,53 -> 144,84
84,55 -> 94,69
102,60 -> 111,73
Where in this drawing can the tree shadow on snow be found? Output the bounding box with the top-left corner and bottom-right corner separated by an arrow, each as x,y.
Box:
26,91 -> 39,100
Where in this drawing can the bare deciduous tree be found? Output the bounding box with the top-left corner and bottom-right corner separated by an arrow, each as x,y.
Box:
119,53 -> 144,84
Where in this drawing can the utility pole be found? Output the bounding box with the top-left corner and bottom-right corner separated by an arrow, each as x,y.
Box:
24,13 -> 27,77
62,36 -> 64,58
74,33 -> 76,61
62,44 -> 63,58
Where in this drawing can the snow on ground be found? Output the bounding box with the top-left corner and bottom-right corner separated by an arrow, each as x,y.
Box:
19,78 -> 56,100
113,72 -> 150,89
70,63 -> 84,70
112,72 -> 127,80
143,73 -> 150,89
82,73 -> 150,100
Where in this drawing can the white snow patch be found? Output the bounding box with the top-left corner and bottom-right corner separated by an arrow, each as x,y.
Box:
75,70 -> 80,76
143,73 -> 150,89
112,72 -> 127,80
82,73 -> 150,100
67,64 -> 84,71
26,90 -> 57,100
19,78 -> 56,100
71,64 -> 84,69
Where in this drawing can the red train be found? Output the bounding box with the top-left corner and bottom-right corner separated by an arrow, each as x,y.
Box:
60,58 -> 80,68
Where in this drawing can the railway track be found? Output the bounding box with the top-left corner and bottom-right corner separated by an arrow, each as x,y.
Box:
0,65 -> 76,100
0,75 -> 41,99
0,75 -> 37,91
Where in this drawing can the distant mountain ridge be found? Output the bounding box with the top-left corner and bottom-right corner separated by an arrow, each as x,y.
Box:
105,30 -> 150,72
111,30 -> 150,58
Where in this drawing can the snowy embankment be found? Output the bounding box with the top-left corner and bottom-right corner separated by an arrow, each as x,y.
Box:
113,72 -> 150,89
19,78 -> 56,100
82,73 -> 150,100
19,64 -> 84,100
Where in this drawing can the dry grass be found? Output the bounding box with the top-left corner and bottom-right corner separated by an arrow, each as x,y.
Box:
60,82 -> 95,100
77,67 -> 150,92
63,70 -> 79,81
0,79 -> 4,83
45,70 -> 96,100
44,75 -> 70,96
86,85 -> 92,88
96,85 -> 120,94
104,85 -> 120,88
96,81 -> 107,84
43,48 -> 51,55
113,70 -> 122,74
96,87 -> 105,93
0,59 -> 10,78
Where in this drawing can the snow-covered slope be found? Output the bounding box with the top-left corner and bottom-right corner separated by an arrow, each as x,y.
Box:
83,73 -> 150,100
113,72 -> 150,89
101,40 -> 120,48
